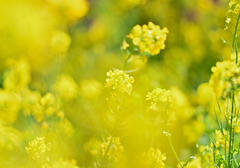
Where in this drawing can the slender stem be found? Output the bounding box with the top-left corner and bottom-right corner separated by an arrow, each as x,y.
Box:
167,127 -> 183,168
233,14 -> 240,64
101,136 -> 113,168
228,93 -> 235,167
227,13 -> 240,168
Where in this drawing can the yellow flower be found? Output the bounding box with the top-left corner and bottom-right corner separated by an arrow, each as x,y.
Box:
53,75 -> 78,101
3,59 -> 31,91
79,79 -> 102,100
58,118 -> 74,137
147,148 -> 166,168
209,60 -> 240,99
85,136 -> 124,161
178,157 -> 201,168
51,30 -> 71,55
226,17 -> 231,24
0,121 -> 22,150
122,40 -> 130,50
105,69 -> 134,95
127,22 -> 169,56
146,88 -> 172,111
47,0 -> 88,22
52,158 -> 80,168
25,137 -> 51,161
229,0 -> 237,8
215,129 -> 229,148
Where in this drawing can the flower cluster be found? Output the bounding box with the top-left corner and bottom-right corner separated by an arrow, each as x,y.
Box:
125,22 -> 169,55
146,88 -> 173,111
198,145 -> 214,167
3,59 -> 31,91
105,69 -> 134,95
85,136 -> 124,161
225,0 -> 240,29
209,60 -> 240,100
215,129 -> 229,148
31,92 -> 57,123
147,148 -> 166,168
25,137 -> 51,161
228,0 -> 240,15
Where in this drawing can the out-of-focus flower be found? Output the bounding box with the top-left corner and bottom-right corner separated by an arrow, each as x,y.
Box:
170,87 -> 194,121
52,158 -> 79,168
53,75 -> 78,101
85,136 -> 124,161
215,129 -> 229,148
31,92 -> 57,122
0,121 -> 22,150
209,61 -> 240,100
147,148 -> 166,168
51,30 -> 71,55
146,88 -> 172,111
47,0 -> 88,22
197,145 -> 215,167
183,116 -> 205,143
79,79 -> 103,100
178,157 -> 201,168
122,40 -> 130,50
0,90 -> 21,123
58,118 -> 74,137
23,92 -> 59,123
3,59 -> 31,91
226,0 -> 239,27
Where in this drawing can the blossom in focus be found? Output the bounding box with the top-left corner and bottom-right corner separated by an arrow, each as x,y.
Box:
127,22 -> 169,55
105,69 -> 134,95
25,137 -> 51,161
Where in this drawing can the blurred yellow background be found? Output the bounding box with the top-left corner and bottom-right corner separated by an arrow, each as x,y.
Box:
0,0 -> 231,167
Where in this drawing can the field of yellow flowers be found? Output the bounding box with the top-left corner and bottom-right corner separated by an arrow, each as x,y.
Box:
2,0 -> 240,167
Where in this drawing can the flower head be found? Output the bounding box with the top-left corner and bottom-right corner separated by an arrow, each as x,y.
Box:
85,136 -> 124,161
209,60 -> 240,99
105,69 -> 134,95
147,148 -> 166,168
25,137 -> 51,161
146,88 -> 173,111
127,22 -> 169,55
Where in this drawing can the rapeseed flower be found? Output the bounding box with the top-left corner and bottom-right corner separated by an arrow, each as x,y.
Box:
127,22 -> 168,55
25,137 -> 51,161
209,60 -> 240,100
146,88 -> 172,111
105,69 -> 134,95
147,148 -> 166,168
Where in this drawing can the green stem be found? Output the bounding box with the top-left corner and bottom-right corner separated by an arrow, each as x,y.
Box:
233,14 -> 240,64
101,136 -> 113,168
228,93 -> 235,167
167,127 -> 183,168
